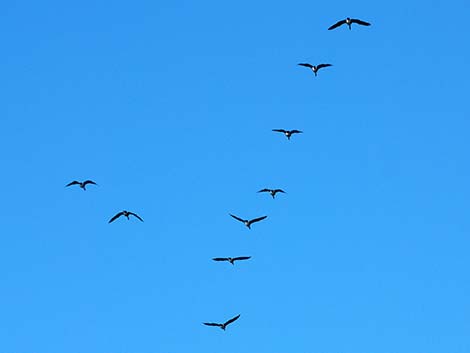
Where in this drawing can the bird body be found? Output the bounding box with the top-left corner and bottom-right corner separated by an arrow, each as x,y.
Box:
212,256 -> 251,265
230,214 -> 267,229
203,314 -> 241,330
298,63 -> 332,76
258,188 -> 286,199
108,210 -> 144,223
328,17 -> 371,30
65,180 -> 97,190
272,129 -> 303,140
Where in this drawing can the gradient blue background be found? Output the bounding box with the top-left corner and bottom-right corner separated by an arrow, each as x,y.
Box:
1,0 -> 469,352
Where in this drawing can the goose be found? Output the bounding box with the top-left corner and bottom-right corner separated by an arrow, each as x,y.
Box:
108,210 -> 144,223
272,129 -> 303,140
258,188 -> 286,199
229,214 -> 267,229
65,180 -> 97,190
203,314 -> 240,330
328,17 -> 371,30
298,63 -> 332,76
212,256 -> 251,265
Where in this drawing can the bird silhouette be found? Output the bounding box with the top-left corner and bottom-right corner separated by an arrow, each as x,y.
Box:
212,256 -> 251,265
203,314 -> 241,330
328,17 -> 371,30
272,129 -> 303,140
65,180 -> 97,190
230,214 -> 267,229
298,63 -> 332,76
258,188 -> 286,199
108,210 -> 144,223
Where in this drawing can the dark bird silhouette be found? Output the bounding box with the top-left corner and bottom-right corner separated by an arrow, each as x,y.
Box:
65,180 -> 97,190
272,129 -> 303,140
108,210 -> 144,223
230,214 -> 267,229
212,256 -> 251,265
203,314 -> 241,330
258,188 -> 286,199
298,63 -> 332,76
328,17 -> 371,30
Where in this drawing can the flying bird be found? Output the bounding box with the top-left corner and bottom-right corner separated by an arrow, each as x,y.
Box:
328,17 -> 371,30
108,210 -> 144,223
298,63 -> 332,76
203,314 -> 241,330
230,214 -> 267,229
212,256 -> 251,265
272,129 -> 303,140
65,180 -> 97,190
258,188 -> 286,199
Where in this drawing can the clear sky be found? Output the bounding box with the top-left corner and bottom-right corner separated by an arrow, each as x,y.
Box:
1,0 -> 469,352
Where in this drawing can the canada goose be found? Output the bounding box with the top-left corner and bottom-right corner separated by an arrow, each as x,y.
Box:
272,129 -> 303,140
258,188 -> 286,199
65,180 -> 97,190
229,214 -> 267,229
108,210 -> 144,223
328,17 -> 371,30
298,63 -> 332,76
203,314 -> 241,330
212,256 -> 251,265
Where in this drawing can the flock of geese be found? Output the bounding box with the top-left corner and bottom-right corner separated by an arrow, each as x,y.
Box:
66,16 -> 371,333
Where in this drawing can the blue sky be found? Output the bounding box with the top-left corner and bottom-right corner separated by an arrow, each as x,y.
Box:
1,0 -> 470,352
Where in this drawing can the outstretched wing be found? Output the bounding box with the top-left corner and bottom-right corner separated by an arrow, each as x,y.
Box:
233,256 -> 251,261
298,63 -> 313,68
203,322 -> 222,327
83,180 -> 97,186
108,212 -> 124,223
249,215 -> 267,224
230,214 -> 245,223
328,19 -> 346,30
316,63 -> 332,70
258,188 -> 271,193
274,189 -> 286,194
65,181 -> 80,187
129,212 -> 144,222
290,130 -> 303,134
272,129 -> 287,133
224,314 -> 241,326
213,257 -> 229,262
351,18 -> 371,26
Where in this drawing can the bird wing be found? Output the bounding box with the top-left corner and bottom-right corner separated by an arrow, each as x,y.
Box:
129,212 -> 144,222
233,256 -> 251,261
65,181 -> 80,187
290,130 -> 303,134
272,129 -> 287,133
224,314 -> 241,326
83,180 -> 97,186
328,19 -> 346,30
108,212 -> 124,223
351,18 -> 371,26
298,63 -> 313,68
203,322 -> 222,327
274,189 -> 286,194
249,215 -> 267,224
316,64 -> 332,70
212,258 -> 229,262
230,214 -> 245,223
258,188 -> 271,193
